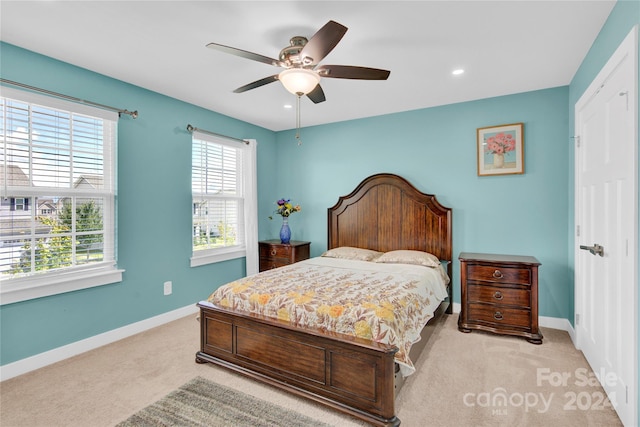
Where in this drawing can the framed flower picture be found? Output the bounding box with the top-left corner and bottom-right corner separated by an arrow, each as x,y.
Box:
477,123 -> 524,176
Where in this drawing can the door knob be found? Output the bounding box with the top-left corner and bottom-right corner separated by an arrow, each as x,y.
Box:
579,243 -> 604,257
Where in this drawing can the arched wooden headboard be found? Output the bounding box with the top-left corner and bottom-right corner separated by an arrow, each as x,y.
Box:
328,173 -> 452,263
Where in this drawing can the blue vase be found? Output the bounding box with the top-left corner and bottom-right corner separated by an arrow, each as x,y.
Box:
280,217 -> 291,244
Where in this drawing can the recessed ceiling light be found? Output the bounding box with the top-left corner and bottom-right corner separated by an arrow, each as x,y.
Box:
284,104 -> 293,109
452,69 -> 465,76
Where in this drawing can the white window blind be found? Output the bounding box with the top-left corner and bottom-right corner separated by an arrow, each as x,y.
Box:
191,130 -> 257,271
0,86 -> 122,305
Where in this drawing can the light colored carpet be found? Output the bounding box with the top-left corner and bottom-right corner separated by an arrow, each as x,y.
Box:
0,311 -> 622,427
396,315 -> 622,426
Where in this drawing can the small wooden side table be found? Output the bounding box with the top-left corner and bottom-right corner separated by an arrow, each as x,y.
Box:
258,240 -> 311,272
458,252 -> 543,344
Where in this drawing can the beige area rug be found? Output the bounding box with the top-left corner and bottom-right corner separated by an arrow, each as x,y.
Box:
116,376 -> 331,427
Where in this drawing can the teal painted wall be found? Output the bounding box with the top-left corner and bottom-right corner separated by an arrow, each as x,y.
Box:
2,7 -> 637,406
0,43 -> 278,365
272,87 -> 570,321
567,0 -> 639,420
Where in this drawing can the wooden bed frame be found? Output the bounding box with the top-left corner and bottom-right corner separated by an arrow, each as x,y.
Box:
196,173 -> 452,426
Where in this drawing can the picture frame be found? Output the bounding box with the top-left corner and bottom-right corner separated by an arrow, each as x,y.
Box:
477,123 -> 524,176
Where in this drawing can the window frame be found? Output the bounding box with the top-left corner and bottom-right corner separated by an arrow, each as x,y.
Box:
190,131 -> 257,270
0,87 -> 123,306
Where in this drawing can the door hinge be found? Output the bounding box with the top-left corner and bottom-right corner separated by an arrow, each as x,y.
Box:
575,313 -> 580,325
619,91 -> 629,111
577,225 -> 580,237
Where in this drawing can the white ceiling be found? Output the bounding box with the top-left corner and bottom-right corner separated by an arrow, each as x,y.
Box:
1,1 -> 616,131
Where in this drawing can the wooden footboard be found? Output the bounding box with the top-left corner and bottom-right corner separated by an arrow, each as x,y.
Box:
196,302 -> 400,427
196,173 -> 453,426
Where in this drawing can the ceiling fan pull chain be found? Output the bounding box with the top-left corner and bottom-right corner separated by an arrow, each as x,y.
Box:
295,94 -> 302,145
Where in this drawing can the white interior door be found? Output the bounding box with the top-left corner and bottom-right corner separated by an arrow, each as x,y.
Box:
575,26 -> 638,427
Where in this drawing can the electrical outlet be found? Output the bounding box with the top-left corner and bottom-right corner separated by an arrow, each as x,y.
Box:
163,281 -> 172,295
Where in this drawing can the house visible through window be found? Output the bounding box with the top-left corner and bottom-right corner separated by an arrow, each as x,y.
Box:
0,87 -> 122,305
12,197 -> 27,211
190,130 -> 257,268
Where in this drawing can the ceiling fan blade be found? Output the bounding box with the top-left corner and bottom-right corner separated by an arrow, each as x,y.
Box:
233,75 -> 279,93
315,65 -> 390,80
306,84 -> 326,104
206,42 -> 283,67
299,20 -> 348,65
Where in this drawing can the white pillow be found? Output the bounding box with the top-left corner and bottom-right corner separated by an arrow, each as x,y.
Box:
375,250 -> 440,267
321,246 -> 383,262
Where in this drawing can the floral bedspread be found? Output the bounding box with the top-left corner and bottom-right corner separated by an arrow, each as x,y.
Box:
204,256 -> 449,376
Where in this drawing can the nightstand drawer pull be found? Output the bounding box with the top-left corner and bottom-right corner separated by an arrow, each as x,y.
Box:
492,269 -> 504,279
493,291 -> 503,301
270,249 -> 277,256
493,311 -> 504,321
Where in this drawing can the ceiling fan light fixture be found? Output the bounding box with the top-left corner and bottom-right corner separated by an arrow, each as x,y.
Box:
278,68 -> 321,95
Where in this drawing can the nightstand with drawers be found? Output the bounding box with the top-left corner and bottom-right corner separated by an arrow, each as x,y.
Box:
458,252 -> 543,344
258,240 -> 311,272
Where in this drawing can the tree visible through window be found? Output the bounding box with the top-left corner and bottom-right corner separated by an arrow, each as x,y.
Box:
0,89 -> 117,292
191,130 -> 255,267
9,199 -> 105,273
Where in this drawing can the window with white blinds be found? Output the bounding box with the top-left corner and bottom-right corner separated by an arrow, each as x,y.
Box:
0,87 -> 122,305
191,131 -> 257,268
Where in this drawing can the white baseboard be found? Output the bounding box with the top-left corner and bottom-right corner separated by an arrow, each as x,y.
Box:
1,302 -> 579,382
0,303 -> 199,382
539,315 -> 576,342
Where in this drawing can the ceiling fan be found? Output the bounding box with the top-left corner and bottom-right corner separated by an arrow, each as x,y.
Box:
206,20 -> 390,104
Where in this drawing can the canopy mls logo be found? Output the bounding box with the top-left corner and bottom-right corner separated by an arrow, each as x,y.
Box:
463,388 -> 553,415
462,367 -> 618,416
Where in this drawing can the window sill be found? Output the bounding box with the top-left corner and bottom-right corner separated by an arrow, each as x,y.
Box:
0,263 -> 124,306
190,247 -> 246,267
